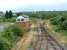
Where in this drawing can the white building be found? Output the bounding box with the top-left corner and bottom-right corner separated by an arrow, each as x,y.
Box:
16,15 -> 29,22
16,15 -> 30,30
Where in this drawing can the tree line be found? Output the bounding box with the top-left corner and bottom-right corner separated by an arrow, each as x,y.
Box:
5,10 -> 13,18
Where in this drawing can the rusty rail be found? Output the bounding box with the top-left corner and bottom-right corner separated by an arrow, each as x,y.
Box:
29,24 -> 65,50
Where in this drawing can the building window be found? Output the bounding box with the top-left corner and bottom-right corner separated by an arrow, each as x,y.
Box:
17,19 -> 20,21
21,19 -> 24,21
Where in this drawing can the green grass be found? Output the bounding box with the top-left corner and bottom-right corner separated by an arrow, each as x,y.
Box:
51,25 -> 67,37
0,17 -> 16,23
59,30 -> 67,37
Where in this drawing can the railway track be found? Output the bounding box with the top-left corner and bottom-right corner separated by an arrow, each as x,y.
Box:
28,23 -> 65,50
48,34 -> 64,50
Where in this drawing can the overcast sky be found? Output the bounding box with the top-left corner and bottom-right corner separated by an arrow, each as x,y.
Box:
0,0 -> 67,12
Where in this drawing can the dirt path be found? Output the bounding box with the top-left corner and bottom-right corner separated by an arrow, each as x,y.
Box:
11,32 -> 33,50
11,23 -> 36,50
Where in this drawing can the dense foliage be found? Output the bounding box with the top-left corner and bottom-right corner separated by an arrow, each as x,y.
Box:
0,25 -> 24,50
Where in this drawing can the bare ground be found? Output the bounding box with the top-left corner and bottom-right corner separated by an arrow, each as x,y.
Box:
11,23 -> 36,50
11,31 -> 33,50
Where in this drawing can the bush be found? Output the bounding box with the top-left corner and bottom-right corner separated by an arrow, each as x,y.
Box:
11,25 -> 23,37
62,20 -> 67,30
50,17 -> 58,25
3,25 -> 23,41
0,25 -> 24,50
50,16 -> 66,25
0,37 -> 11,50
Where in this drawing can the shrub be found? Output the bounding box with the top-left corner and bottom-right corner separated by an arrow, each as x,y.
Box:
4,25 -> 23,41
0,37 -> 11,50
50,16 -> 66,25
62,20 -> 67,30
0,25 -> 24,50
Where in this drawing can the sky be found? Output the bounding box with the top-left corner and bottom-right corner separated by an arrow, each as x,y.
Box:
0,0 -> 67,12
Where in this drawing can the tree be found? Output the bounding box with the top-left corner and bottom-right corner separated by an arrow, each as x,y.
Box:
5,11 -> 9,18
8,10 -> 13,18
5,10 -> 13,18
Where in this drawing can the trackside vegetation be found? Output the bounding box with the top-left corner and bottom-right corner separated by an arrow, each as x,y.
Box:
0,25 -> 24,50
0,11 -> 67,50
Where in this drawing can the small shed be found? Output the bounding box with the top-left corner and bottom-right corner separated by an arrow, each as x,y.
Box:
16,15 -> 30,31
16,15 -> 29,22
